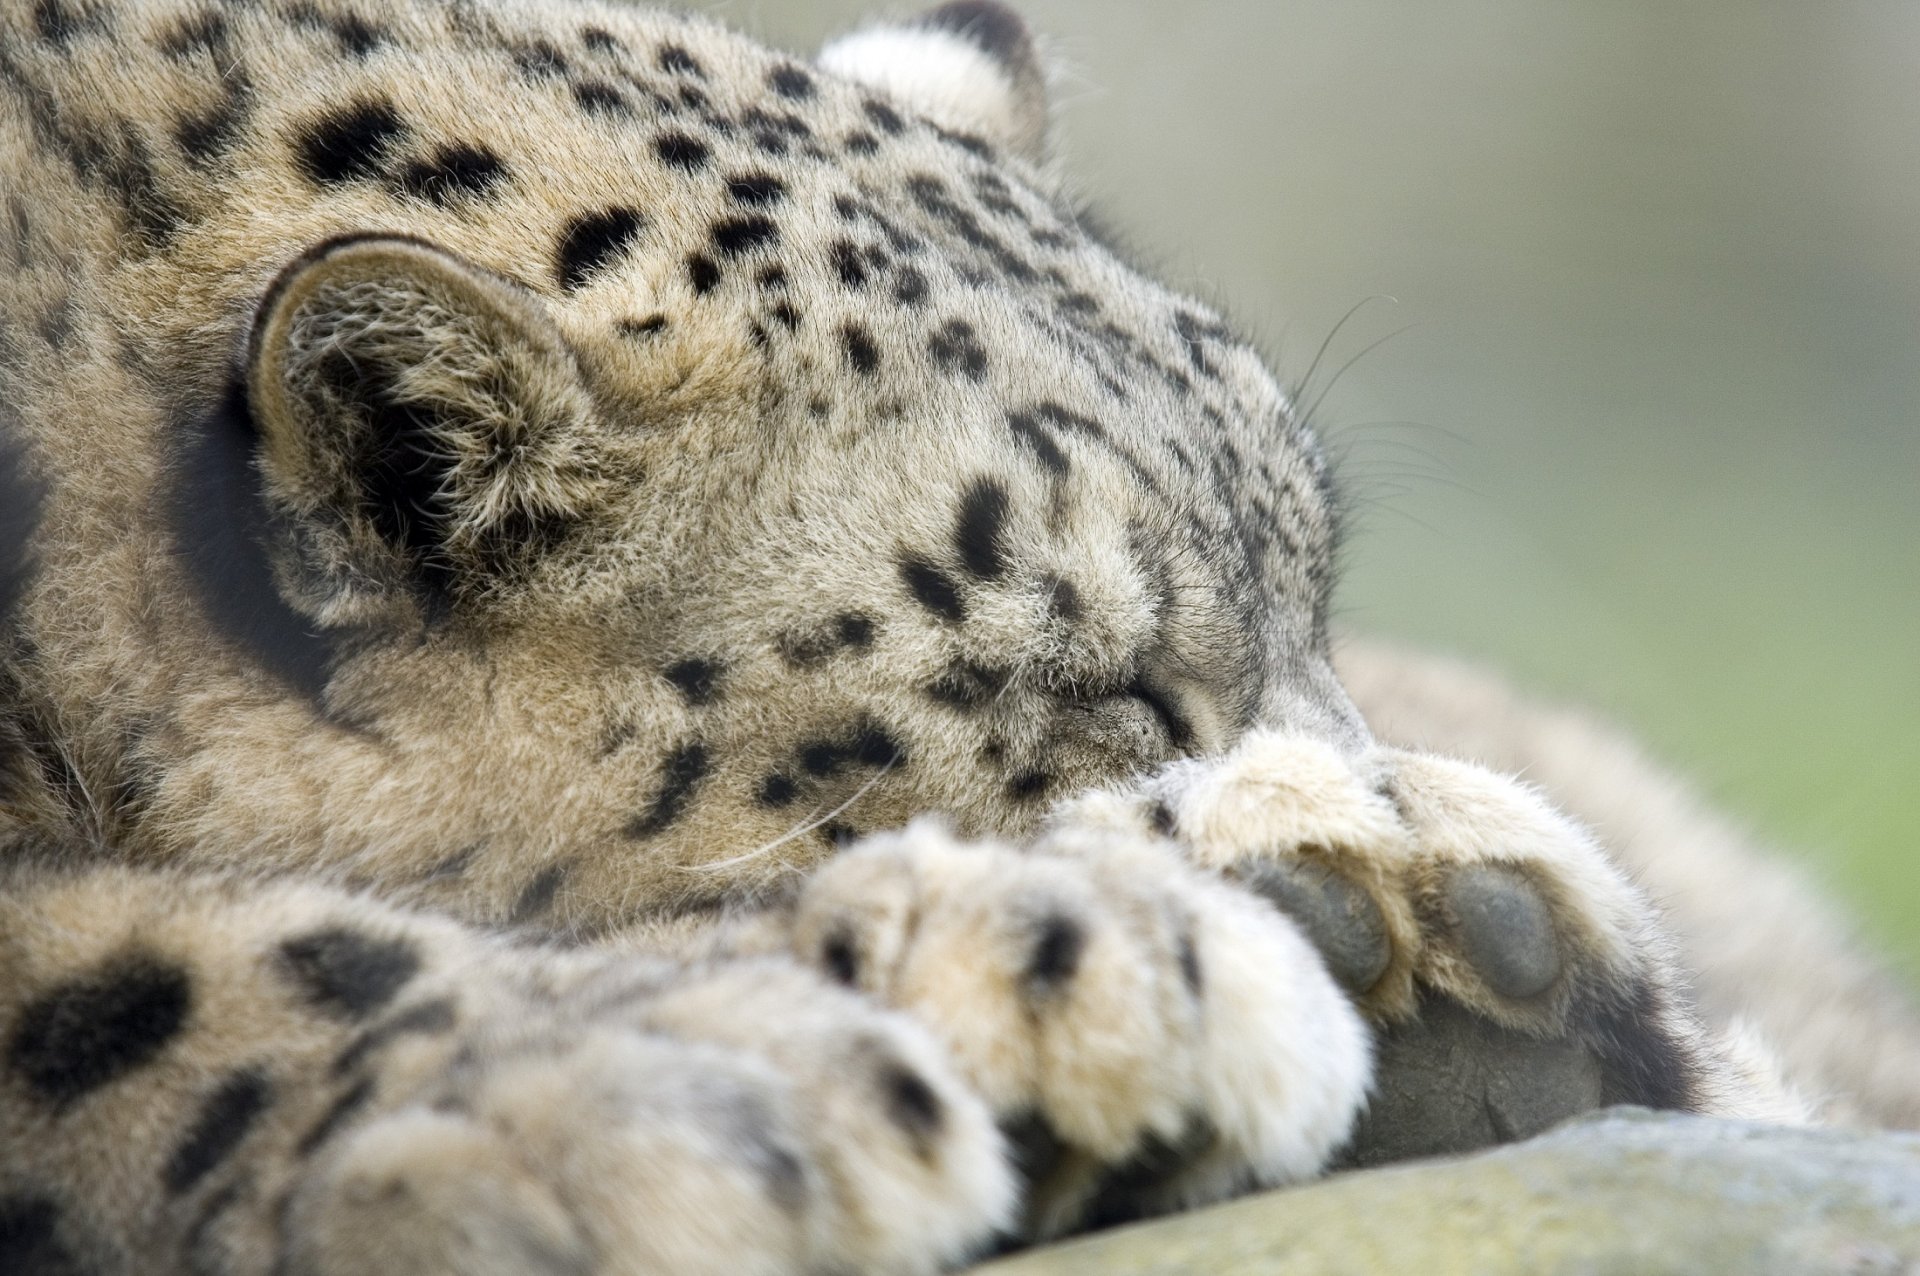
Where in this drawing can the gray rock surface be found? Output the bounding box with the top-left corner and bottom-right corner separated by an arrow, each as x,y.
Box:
975,1109 -> 1920,1275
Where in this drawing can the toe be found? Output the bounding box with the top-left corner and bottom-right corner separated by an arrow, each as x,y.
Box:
1444,864 -> 1561,999
1239,859 -> 1390,995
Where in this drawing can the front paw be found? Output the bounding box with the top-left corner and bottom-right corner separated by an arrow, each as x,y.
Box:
1061,733 -> 1721,1161
784,820 -> 1371,1238
283,956 -> 1014,1276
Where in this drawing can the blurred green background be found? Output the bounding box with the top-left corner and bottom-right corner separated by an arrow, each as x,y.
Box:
733,1 -> 1919,979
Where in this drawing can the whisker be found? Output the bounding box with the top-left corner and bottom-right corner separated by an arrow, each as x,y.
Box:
681,762 -> 897,874
1295,295 -> 1400,409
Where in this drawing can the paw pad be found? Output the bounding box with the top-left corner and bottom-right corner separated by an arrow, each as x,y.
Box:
1444,864 -> 1561,999
1239,859 -> 1390,995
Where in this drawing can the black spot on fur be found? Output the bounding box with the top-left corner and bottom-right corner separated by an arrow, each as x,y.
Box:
776,614 -> 870,667
557,207 -> 646,290
926,661 -> 1007,710
758,772 -> 797,807
900,558 -> 964,622
768,65 -> 814,99
159,11 -> 228,59
279,929 -> 420,1019
819,821 -> 858,847
687,253 -> 721,293
1043,575 -> 1082,622
821,929 -> 859,985
165,1069 -> 273,1194
511,39 -> 571,80
712,215 -> 779,257
841,323 -> 880,374
933,125 -> 993,158
395,144 -> 507,206
9,953 -> 192,1107
0,1195 -> 87,1276
923,1 -> 1033,68
845,130 -> 880,155
906,175 -> 1037,283
655,132 -> 710,170
657,44 -> 704,77
289,6 -> 384,57
1006,410 -> 1069,475
954,479 -> 1010,579
1147,800 -> 1176,837
296,99 -> 406,186
333,13 -> 384,56
1007,770 -> 1050,801
882,1064 -> 944,1158
831,240 -> 869,288
1027,916 -> 1084,986
572,79 -> 630,116
83,122 -> 188,247
928,319 -> 988,380
510,864 -> 567,923
728,173 -> 786,206
331,996 -> 457,1077
618,314 -> 669,338
852,723 -> 905,768
1173,310 -> 1232,379
296,1076 -> 375,1157
32,0 -> 95,45
863,100 -> 905,135
837,612 -> 875,648
175,84 -> 252,167
799,741 -> 843,778
893,267 -> 930,307
664,657 -> 721,705
581,26 -> 624,53
797,721 -> 905,778
626,742 -> 710,838
770,301 -> 800,330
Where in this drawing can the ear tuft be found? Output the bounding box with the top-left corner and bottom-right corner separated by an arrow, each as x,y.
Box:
247,235 -> 602,622
820,1 -> 1050,163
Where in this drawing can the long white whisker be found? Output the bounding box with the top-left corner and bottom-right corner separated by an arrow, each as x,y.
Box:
682,762 -> 896,874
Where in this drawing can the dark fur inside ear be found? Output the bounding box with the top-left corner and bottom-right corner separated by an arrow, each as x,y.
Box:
247,235 -> 601,619
318,352 -> 460,605
167,382 -> 335,698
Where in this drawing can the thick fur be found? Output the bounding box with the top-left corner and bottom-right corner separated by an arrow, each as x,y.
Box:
0,2 -> 1908,1273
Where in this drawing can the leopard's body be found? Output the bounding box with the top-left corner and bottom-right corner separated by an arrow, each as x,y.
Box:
1,1 -> 1914,1272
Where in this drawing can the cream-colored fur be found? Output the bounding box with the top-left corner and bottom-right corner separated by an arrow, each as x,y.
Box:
0,1 -> 1910,1272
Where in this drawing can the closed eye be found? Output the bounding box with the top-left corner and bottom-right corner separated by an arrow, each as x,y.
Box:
1125,679 -> 1193,753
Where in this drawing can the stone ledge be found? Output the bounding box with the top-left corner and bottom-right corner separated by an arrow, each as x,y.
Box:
974,1109 -> 1920,1275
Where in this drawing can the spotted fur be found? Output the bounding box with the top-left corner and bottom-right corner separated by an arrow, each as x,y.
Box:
2,2 -> 1907,1273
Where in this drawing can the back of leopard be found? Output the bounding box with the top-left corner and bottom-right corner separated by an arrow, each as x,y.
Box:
3,1 -> 1916,1273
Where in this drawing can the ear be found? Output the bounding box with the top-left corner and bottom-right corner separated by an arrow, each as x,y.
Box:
820,1 -> 1051,163
247,235 -> 604,623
